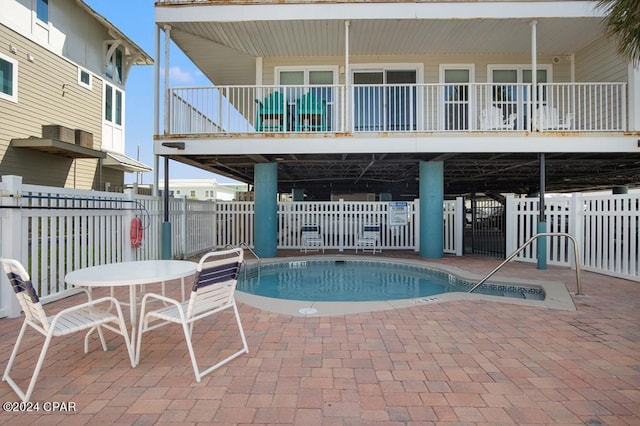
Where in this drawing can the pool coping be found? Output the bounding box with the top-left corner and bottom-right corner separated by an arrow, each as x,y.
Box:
235,255 -> 577,316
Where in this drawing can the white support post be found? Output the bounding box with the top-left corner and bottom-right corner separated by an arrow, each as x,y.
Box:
153,24 -> 161,197
338,199 -> 345,252
414,198 -> 420,252
569,193 -> 584,270
505,195 -> 517,257
628,63 -> 640,131
455,197 -> 464,256
344,20 -> 350,133
181,196 -> 188,258
1,175 -> 24,318
123,189 -> 135,262
163,25 -> 171,136
530,20 -> 538,131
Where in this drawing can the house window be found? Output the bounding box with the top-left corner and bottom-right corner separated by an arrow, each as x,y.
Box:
78,67 -> 92,90
190,190 -> 196,197
0,53 -> 18,103
104,83 -> 123,125
275,67 -> 337,131
115,90 -> 122,125
36,0 -> 49,23
106,44 -> 123,84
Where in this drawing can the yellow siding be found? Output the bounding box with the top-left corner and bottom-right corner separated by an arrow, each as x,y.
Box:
575,36 -> 627,82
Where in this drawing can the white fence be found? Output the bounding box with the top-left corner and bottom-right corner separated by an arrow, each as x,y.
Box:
1,175 -> 637,318
508,193 -> 638,280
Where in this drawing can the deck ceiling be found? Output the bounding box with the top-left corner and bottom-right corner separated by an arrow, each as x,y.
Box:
166,17 -> 604,85
169,152 -> 640,200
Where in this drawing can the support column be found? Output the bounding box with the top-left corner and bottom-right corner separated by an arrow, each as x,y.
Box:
153,24 -> 161,196
254,163 -> 278,257
531,19 -> 538,130
419,161 -> 444,258
344,20 -> 350,132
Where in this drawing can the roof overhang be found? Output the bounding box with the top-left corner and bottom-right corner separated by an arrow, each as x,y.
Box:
103,151 -> 152,173
11,138 -> 107,159
78,0 -> 153,66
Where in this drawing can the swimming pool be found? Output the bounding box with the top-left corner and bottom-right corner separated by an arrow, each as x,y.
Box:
237,258 -> 545,302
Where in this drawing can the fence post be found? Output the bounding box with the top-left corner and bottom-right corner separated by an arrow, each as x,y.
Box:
339,199 -> 344,252
123,189 -> 135,262
414,198 -> 420,252
0,175 -> 24,318
569,193 -> 583,270
181,196 -> 187,258
505,195 -> 516,256
455,197 -> 464,256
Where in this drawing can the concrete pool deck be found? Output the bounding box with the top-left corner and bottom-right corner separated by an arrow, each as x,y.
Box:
0,251 -> 638,424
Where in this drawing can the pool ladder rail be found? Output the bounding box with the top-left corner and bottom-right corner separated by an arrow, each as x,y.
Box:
468,232 -> 583,296
225,242 -> 261,281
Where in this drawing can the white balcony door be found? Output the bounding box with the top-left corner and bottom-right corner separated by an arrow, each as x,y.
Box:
442,68 -> 472,131
353,69 -> 417,132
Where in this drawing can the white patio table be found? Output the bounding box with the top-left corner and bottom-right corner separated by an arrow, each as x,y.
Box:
65,260 -> 198,346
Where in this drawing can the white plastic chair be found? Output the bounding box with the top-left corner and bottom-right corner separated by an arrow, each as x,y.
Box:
0,258 -> 135,402
300,224 -> 324,253
535,106 -> 574,130
479,106 -> 517,130
356,224 -> 381,254
135,248 -> 248,382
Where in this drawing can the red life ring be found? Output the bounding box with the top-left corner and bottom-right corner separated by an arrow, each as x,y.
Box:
130,217 -> 143,248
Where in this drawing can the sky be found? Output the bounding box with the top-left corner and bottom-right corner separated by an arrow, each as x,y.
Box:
84,0 -> 232,184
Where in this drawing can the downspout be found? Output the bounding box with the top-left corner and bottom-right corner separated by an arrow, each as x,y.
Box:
345,20 -> 350,132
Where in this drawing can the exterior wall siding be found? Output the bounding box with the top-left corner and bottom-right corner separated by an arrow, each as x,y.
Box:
0,24 -> 104,190
575,36 -> 627,82
0,0 -> 112,79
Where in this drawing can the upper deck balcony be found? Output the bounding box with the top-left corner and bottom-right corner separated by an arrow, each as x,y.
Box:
167,82 -> 628,136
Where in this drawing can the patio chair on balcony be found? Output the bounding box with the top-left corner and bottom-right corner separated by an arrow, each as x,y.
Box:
255,91 -> 286,132
0,258 -> 135,402
479,106 -> 517,130
301,224 -> 324,253
295,92 -> 327,132
535,106 -> 574,131
135,248 -> 248,383
356,224 -> 381,254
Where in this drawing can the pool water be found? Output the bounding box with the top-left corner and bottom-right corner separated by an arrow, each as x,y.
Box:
237,259 -> 545,302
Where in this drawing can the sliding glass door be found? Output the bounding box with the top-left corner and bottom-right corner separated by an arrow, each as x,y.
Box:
353,69 -> 417,132
443,68 -> 471,131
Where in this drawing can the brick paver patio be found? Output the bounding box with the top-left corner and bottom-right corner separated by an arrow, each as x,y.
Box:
0,252 -> 638,424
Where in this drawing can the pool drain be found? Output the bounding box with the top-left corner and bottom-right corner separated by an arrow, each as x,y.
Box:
298,307 -> 318,315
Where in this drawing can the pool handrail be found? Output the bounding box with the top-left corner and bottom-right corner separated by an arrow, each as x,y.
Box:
468,232 -> 583,296
225,242 -> 261,281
